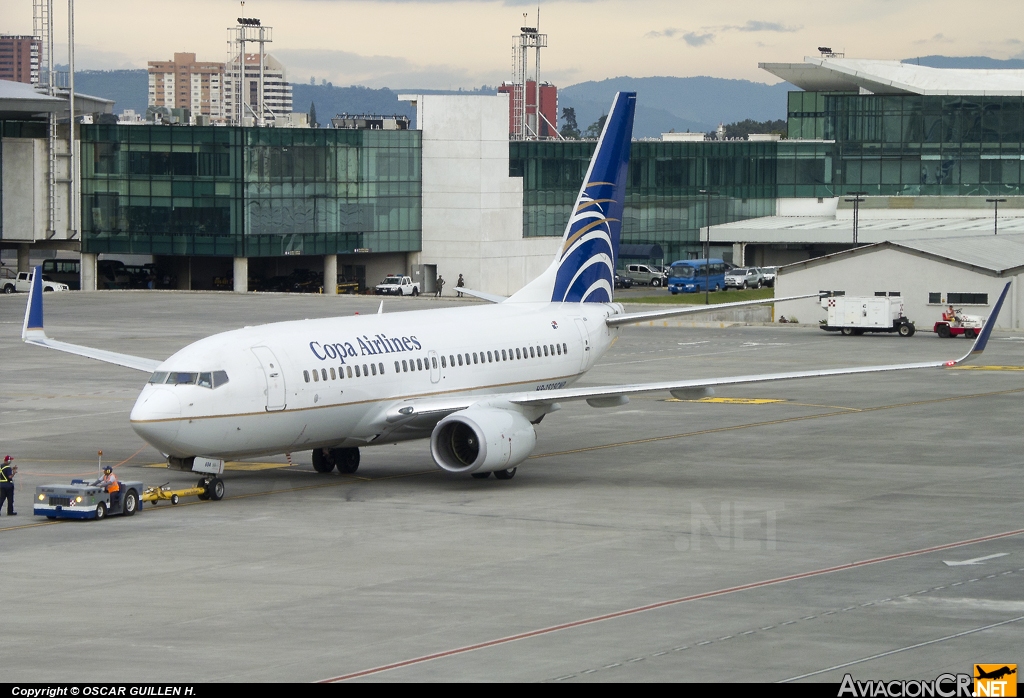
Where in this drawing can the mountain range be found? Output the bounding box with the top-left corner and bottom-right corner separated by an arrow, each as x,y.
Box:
54,55 -> 1024,138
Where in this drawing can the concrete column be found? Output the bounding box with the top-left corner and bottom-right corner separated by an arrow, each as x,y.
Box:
81,252 -> 98,291
17,245 -> 30,272
731,243 -> 744,267
323,254 -> 337,295
233,257 -> 248,293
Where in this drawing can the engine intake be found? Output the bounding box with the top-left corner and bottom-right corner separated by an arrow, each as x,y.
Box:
430,407 -> 537,474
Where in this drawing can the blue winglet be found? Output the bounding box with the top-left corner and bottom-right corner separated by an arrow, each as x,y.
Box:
21,265 -> 45,340
952,281 -> 1010,365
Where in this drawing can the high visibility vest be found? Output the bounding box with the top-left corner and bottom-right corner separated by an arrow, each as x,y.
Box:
0,465 -> 11,484
102,473 -> 119,493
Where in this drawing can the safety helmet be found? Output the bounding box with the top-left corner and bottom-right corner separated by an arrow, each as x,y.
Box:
103,465 -> 113,473
3,455 -> 11,463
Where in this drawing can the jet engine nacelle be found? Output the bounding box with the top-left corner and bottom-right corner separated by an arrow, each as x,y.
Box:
430,406 -> 537,474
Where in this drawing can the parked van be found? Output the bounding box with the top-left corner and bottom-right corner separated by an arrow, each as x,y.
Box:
41,258 -> 81,290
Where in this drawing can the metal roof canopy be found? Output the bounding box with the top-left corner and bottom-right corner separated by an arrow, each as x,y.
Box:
0,79 -> 113,120
760,57 -> 1024,96
780,233 -> 1024,276
618,243 -> 664,260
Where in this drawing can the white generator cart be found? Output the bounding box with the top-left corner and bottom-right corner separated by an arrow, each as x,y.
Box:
820,295 -> 916,337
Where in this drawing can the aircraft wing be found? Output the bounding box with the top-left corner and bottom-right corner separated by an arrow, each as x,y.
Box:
21,266 -> 162,373
515,282 -> 1009,408
606,293 -> 819,327
388,282 -> 1009,422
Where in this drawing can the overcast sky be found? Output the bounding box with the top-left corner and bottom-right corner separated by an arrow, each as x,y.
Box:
6,0 -> 1024,88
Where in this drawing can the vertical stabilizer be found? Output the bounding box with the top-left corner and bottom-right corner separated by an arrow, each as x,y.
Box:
508,91 -> 637,303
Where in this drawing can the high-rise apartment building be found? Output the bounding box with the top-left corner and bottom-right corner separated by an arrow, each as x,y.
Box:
0,35 -> 41,85
224,53 -> 292,124
148,52 -> 226,121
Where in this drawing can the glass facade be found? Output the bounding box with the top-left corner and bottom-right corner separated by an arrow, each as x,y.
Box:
790,91 -> 1024,196
511,140 -> 786,261
80,125 -> 421,257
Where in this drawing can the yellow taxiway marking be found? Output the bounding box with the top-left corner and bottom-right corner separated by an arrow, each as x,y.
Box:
949,365 -> 1024,371
666,397 -> 786,405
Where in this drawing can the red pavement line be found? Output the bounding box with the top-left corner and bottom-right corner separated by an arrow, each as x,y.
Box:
320,527 -> 1024,682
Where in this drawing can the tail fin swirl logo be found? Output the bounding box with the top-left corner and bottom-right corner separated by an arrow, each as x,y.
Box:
550,92 -> 636,303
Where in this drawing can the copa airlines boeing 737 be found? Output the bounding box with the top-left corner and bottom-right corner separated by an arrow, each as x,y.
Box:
21,92 -> 1010,480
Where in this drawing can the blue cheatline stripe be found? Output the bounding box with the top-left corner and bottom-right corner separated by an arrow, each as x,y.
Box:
27,265 -> 44,329
551,92 -> 636,303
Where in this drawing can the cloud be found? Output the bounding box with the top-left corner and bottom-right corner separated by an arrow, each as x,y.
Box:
913,33 -> 954,44
682,32 -> 715,47
273,48 -> 504,89
645,28 -> 682,39
725,20 -> 800,33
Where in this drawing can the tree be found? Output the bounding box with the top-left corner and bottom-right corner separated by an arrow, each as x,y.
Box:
583,114 -> 607,139
308,101 -> 318,128
723,118 -> 787,139
559,107 -> 580,139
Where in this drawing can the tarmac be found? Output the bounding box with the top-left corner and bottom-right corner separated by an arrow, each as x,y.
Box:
1,290 -> 1022,683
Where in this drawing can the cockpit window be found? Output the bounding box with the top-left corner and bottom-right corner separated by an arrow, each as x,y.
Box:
148,370 -> 229,389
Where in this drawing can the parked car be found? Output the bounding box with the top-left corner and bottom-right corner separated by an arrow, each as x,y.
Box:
621,263 -> 668,287
614,273 -> 633,289
724,267 -> 765,289
375,275 -> 420,296
97,260 -> 131,289
11,271 -> 69,293
760,266 -> 778,287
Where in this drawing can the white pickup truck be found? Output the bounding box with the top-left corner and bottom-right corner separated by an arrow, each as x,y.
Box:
375,275 -> 420,296
3,271 -> 70,294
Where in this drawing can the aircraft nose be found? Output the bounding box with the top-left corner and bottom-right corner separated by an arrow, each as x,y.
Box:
130,388 -> 182,451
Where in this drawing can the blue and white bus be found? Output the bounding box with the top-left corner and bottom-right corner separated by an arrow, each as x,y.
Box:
667,258 -> 727,294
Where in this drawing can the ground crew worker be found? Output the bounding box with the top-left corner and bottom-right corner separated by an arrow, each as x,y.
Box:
456,274 -> 465,298
100,465 -> 120,510
0,455 -> 16,516
435,275 -> 444,298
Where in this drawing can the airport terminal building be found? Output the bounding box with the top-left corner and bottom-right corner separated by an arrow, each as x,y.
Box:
4,55 -> 1024,294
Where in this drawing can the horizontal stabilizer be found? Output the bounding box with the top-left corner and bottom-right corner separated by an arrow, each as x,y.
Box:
457,287 -> 508,304
21,265 -> 163,373
606,294 -> 819,327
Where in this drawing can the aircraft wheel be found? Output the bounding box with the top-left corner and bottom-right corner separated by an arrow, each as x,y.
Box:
94,503 -> 107,520
471,472 -> 491,479
208,478 -> 225,501
312,448 -> 336,473
334,448 -> 360,474
197,477 -> 211,500
122,489 -> 139,517
493,468 -> 517,480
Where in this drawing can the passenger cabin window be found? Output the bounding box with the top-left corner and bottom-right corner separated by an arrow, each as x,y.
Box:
458,354 -> 463,366
303,370 -> 310,383
321,369 -> 328,381
355,365 -> 361,377
347,366 -> 353,378
395,361 -> 401,373
431,357 -> 437,369
379,362 -> 385,374
330,368 -> 336,380
562,343 -> 567,354
313,371 -> 320,382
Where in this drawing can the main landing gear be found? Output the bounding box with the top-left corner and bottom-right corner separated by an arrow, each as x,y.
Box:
312,447 -> 361,475
470,468 -> 517,480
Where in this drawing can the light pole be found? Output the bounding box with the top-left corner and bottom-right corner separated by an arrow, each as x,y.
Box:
986,198 -> 1007,235
699,189 -> 719,305
845,191 -> 867,245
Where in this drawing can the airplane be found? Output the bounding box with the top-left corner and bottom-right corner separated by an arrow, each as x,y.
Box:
21,92 -> 1011,481
975,666 -> 1016,681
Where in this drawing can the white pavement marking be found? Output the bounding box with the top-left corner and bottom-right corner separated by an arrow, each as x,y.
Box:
943,552 -> 1010,566
780,616 -> 1024,683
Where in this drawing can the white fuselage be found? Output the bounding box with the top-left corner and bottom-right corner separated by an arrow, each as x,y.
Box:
130,302 -> 622,459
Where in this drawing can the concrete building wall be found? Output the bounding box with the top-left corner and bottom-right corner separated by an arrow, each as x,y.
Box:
774,246 -> 1024,329
409,93 -> 559,297
1,138 -> 46,240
